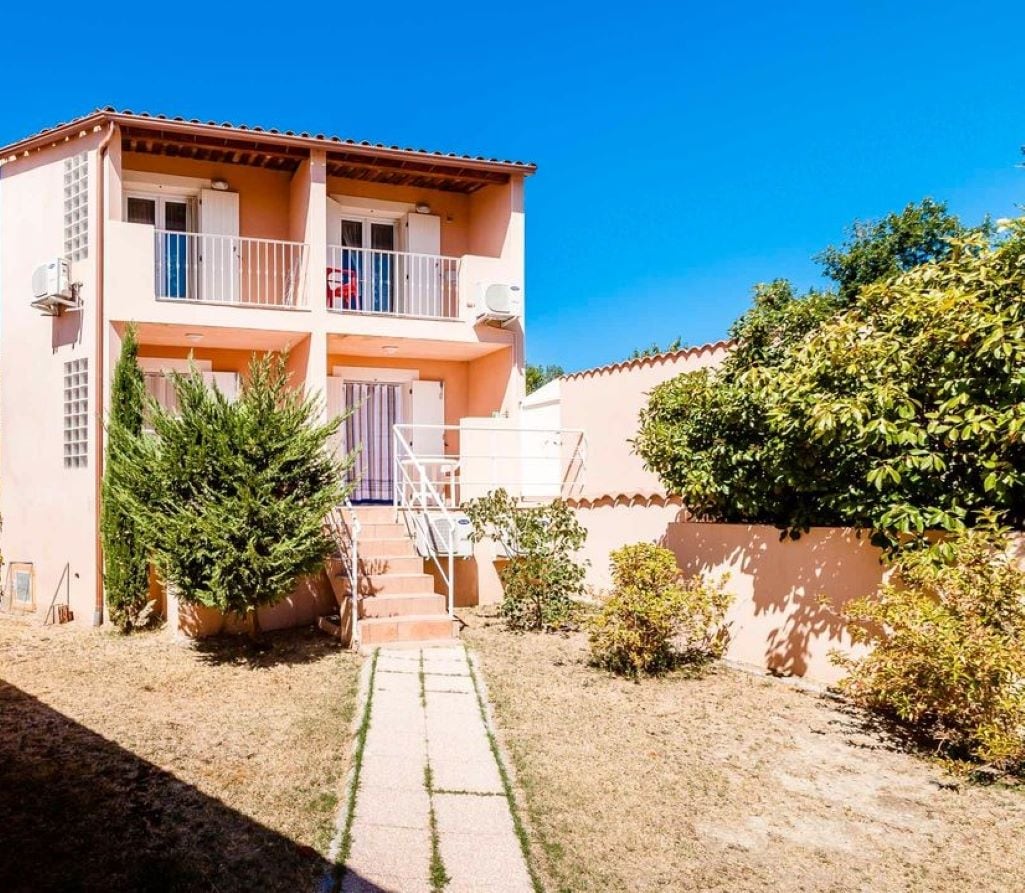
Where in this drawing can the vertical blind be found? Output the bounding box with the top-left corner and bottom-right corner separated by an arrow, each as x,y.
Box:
344,382 -> 401,502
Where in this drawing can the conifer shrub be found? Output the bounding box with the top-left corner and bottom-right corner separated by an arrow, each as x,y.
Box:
101,324 -> 153,631
106,353 -> 349,637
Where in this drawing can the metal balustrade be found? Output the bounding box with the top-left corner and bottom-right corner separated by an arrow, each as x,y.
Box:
154,230 -> 309,308
326,245 -> 460,319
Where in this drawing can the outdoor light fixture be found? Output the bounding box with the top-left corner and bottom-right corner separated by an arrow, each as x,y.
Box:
185,332 -> 204,343
211,178 -> 230,191
415,202 -> 432,214
382,344 -> 399,355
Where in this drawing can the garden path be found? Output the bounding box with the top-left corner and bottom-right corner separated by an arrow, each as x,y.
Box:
341,645 -> 534,893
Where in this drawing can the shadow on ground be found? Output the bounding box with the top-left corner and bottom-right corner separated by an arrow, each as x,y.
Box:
0,680 -> 366,892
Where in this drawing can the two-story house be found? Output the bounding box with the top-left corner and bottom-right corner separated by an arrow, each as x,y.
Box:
0,108 -> 571,645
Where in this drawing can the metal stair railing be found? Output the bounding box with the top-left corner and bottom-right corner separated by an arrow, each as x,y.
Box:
326,499 -> 362,648
392,426 -> 455,618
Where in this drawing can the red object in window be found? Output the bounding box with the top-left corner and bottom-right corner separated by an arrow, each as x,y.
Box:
326,267 -> 359,308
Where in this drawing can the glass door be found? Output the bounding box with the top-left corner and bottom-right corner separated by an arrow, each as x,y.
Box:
340,218 -> 396,312
127,195 -> 192,299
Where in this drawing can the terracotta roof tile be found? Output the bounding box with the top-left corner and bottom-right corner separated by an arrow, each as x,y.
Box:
0,107 -> 537,172
561,339 -> 733,381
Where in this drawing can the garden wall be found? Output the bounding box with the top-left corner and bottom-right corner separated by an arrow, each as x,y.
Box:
663,523 -> 883,684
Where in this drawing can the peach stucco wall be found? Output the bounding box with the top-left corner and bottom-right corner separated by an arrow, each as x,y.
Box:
664,523 -> 884,684
0,134 -> 103,625
558,344 -> 729,500
123,152 -> 294,241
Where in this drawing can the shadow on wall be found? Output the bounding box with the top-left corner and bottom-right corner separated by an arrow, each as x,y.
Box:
663,523 -> 886,680
51,305 -> 82,351
0,680 -> 368,892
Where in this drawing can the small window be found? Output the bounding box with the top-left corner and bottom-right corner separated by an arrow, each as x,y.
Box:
126,197 -> 157,225
63,358 -> 89,468
64,153 -> 89,261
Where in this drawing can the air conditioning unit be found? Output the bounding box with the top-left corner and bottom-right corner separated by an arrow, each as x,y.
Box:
30,258 -> 79,316
476,283 -> 522,325
411,511 -> 475,558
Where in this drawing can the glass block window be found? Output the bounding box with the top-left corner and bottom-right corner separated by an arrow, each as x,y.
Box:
63,359 -> 89,468
64,153 -> 89,261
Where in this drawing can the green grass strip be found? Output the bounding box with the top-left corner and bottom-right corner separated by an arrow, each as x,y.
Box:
464,647 -> 546,893
421,651 -> 450,892
332,647 -> 379,890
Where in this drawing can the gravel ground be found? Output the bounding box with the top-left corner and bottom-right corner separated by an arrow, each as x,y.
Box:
462,608 -> 1025,893
0,615 -> 361,892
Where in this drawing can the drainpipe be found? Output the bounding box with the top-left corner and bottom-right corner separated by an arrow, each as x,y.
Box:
93,122 -> 116,627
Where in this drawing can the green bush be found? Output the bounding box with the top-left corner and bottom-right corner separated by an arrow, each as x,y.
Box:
588,543 -> 732,677
835,530 -> 1025,773
463,488 -> 587,631
102,324 -> 154,632
106,353 -> 350,636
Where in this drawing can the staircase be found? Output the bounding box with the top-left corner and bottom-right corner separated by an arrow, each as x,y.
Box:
327,505 -> 459,647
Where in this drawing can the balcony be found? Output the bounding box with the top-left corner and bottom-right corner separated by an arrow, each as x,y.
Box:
326,245 -> 460,320
154,231 -> 309,309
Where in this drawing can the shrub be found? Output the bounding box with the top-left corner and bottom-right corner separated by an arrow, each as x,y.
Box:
588,543 -> 732,677
102,324 -> 154,632
463,488 -> 587,631
106,353 -> 350,637
835,529 -> 1025,772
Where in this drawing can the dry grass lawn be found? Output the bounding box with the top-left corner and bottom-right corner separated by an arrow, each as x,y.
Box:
463,609 -> 1025,893
0,615 -> 361,892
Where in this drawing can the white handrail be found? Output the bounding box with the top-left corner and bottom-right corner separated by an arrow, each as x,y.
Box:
392,423 -> 588,506
392,426 -> 455,618
327,500 -> 362,648
154,230 -> 309,307
326,244 -> 460,319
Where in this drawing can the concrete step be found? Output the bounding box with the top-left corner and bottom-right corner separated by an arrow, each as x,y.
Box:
343,505 -> 396,524
357,522 -> 410,539
327,555 -> 425,577
341,573 -> 437,596
359,614 -> 459,645
357,537 -> 418,559
360,593 -> 447,618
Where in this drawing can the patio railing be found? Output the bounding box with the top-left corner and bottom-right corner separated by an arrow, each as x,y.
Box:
326,245 -> 460,319
154,230 -> 309,308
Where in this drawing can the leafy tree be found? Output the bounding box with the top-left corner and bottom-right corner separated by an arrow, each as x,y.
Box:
101,324 -> 153,631
107,354 -> 350,637
526,363 -> 564,394
816,198 -> 967,303
630,336 -> 683,360
636,209 -> 1025,544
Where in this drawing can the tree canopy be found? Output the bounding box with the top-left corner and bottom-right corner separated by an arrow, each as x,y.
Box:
635,203 -> 1025,545
526,363 -> 564,394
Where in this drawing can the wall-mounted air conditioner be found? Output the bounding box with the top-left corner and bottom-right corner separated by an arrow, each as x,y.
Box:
30,258 -> 79,316
476,283 -> 522,325
411,511 -> 475,558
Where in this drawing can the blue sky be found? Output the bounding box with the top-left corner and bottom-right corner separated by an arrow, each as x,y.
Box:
2,1 -> 1022,372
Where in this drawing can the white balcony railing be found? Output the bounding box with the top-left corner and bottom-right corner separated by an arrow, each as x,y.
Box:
393,423 -> 588,509
326,245 -> 460,320
154,230 -> 309,308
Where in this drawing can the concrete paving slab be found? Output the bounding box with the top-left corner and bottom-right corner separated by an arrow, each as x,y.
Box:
347,823 -> 431,884
355,784 -> 431,829
422,672 -> 475,694
437,824 -> 533,893
429,754 -> 504,794
360,752 -> 427,792
433,793 -> 517,838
